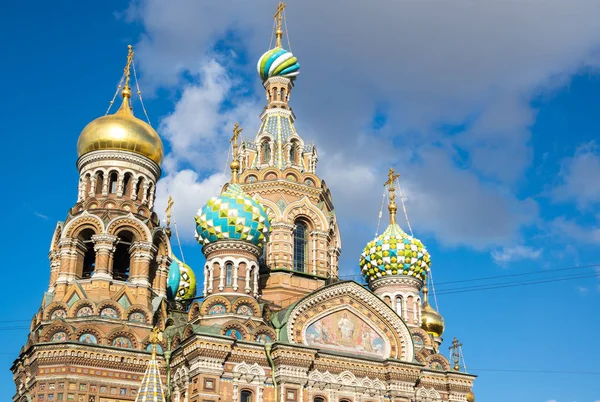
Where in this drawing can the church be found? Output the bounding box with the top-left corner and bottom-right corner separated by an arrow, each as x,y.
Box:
11,4 -> 476,402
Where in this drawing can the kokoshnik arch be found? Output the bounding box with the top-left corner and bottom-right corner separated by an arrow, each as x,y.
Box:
11,3 -> 476,402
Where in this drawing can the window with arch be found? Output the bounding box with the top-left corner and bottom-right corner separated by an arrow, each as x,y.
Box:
135,177 -> 145,200
225,262 -> 233,287
339,399 -> 352,402
109,171 -> 118,194
261,141 -> 271,163
240,390 -> 253,402
123,173 -> 133,197
290,141 -> 299,165
293,220 -> 309,273
314,398 -> 326,402
113,230 -> 134,281
78,228 -> 96,279
95,171 -> 104,195
395,295 -> 403,317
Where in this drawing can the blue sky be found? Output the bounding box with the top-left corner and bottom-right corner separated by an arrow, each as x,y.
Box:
2,1 -> 600,401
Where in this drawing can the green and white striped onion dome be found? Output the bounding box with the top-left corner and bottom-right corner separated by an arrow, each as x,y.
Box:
360,223 -> 430,283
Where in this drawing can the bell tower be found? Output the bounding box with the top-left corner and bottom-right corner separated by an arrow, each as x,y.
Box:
12,45 -> 171,402
237,3 -> 341,308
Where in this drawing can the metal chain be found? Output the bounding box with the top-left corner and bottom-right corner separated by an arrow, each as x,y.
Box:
375,190 -> 387,236
284,10 -> 292,51
131,59 -> 152,125
106,76 -> 125,115
396,176 -> 413,237
269,18 -> 276,49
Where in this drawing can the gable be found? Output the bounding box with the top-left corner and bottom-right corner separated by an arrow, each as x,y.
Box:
281,281 -> 414,362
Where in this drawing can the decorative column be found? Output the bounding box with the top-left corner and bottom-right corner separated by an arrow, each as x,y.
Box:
233,262 -> 239,291
47,251 -> 61,291
91,234 -> 119,279
101,175 -> 109,196
116,173 -> 125,197
207,265 -> 214,294
148,185 -> 156,209
245,266 -> 252,293
218,263 -> 225,291
56,238 -> 87,284
129,241 -> 156,287
141,181 -> 150,204
203,265 -> 209,296
88,176 -> 97,198
77,178 -> 85,202
156,255 -> 172,298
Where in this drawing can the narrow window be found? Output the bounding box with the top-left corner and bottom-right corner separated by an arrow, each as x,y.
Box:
79,229 -> 95,279
95,172 -> 104,195
395,296 -> 403,317
262,141 -> 271,163
240,390 -> 252,402
113,231 -> 133,281
123,173 -> 132,197
109,172 -> 118,194
290,142 -> 298,165
225,263 -> 233,286
293,221 -> 308,273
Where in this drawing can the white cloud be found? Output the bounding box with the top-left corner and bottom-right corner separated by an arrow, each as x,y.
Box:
154,170 -> 227,242
548,217 -> 600,244
491,245 -> 543,264
553,142 -> 600,209
127,0 -> 600,253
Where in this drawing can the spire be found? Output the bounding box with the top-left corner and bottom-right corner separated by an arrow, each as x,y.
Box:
230,123 -> 242,184
274,2 -> 286,48
118,45 -> 134,114
134,328 -> 165,402
384,168 -> 401,225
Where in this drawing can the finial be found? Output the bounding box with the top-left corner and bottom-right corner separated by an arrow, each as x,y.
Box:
449,337 -> 463,371
274,2 -> 286,48
230,123 -> 243,183
149,327 -> 163,358
165,195 -> 174,238
122,45 -> 134,101
422,283 -> 429,304
384,168 -> 401,225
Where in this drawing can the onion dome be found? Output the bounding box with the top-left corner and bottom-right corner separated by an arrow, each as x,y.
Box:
360,169 -> 430,283
194,183 -> 270,247
76,45 -> 164,165
257,47 -> 300,81
360,223 -> 430,282
421,286 -> 445,337
466,390 -> 475,402
166,254 -> 197,301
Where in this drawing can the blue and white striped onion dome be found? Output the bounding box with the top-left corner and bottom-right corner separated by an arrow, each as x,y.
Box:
166,254 -> 197,301
257,47 -> 300,81
359,223 -> 430,283
195,183 -> 270,247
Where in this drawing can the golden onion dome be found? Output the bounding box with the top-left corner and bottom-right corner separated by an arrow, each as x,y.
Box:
466,390 -> 475,402
421,286 -> 445,337
77,93 -> 164,165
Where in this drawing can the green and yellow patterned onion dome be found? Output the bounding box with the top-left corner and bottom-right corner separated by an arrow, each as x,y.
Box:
195,183 -> 270,247
257,47 -> 300,81
166,254 -> 197,301
359,223 -> 430,282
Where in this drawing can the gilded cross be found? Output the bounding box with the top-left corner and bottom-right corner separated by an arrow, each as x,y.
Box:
123,45 -> 134,91
274,2 -> 287,48
449,337 -> 463,371
384,168 -> 400,224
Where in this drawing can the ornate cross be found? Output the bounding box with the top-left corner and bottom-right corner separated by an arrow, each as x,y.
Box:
123,45 -> 134,91
384,168 -> 400,224
274,2 -> 287,48
449,337 -> 463,371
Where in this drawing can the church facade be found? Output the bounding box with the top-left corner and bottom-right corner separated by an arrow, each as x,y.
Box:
11,4 -> 476,402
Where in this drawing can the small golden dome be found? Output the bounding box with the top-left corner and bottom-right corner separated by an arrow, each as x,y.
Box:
77,97 -> 164,165
421,286 -> 445,337
466,389 -> 475,402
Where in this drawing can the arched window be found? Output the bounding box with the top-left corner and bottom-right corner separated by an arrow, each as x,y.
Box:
225,262 -> 233,287
293,220 -> 308,273
314,398 -> 326,402
109,171 -> 118,194
340,399 -> 352,402
123,173 -> 132,197
240,390 -> 253,402
113,230 -> 133,281
95,171 -> 104,195
395,296 -> 403,317
136,177 -> 145,200
261,141 -> 271,164
78,228 -> 96,279
290,141 -> 298,165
